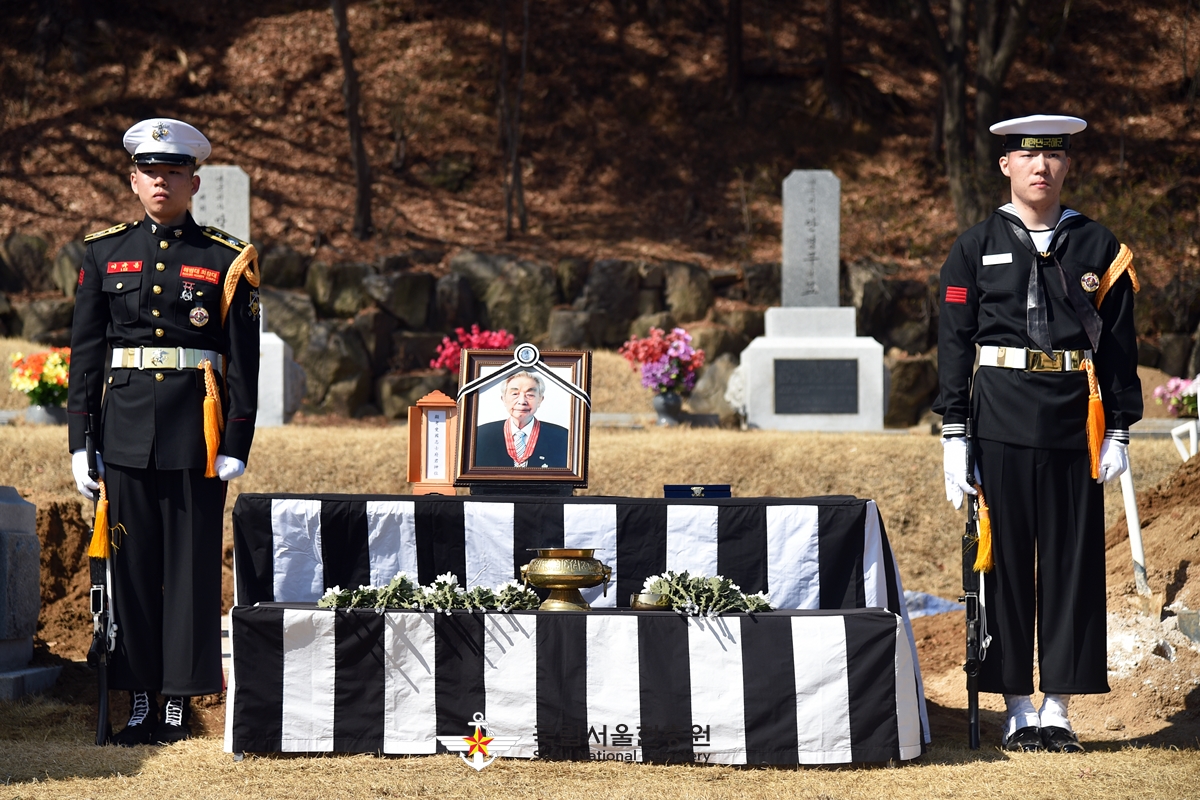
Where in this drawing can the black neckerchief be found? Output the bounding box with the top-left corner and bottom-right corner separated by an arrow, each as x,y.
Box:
1005,213 -> 1103,355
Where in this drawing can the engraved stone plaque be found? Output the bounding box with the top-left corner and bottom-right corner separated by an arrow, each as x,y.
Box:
193,165 -> 251,243
774,359 -> 858,414
781,170 -> 840,308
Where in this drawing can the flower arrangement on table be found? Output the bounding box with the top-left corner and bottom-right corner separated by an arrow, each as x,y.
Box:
642,571 -> 772,616
618,327 -> 706,396
430,326 -> 515,371
9,347 -> 70,407
317,572 -> 542,614
1153,376 -> 1198,418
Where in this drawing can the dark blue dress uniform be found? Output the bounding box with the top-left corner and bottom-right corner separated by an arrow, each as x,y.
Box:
67,212 -> 260,696
934,205 -> 1141,697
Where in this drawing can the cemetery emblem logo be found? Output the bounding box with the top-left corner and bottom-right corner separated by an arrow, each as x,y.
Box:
1081,272 -> 1100,293
435,712 -> 520,771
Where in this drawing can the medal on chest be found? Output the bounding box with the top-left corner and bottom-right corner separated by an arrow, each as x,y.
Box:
181,280 -> 195,302
189,304 -> 210,327
1080,272 -> 1100,293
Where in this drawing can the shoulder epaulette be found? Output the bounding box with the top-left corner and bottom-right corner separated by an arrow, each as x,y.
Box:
84,222 -> 137,243
201,226 -> 248,252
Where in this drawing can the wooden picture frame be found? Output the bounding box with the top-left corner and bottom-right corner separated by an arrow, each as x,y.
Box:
455,346 -> 591,486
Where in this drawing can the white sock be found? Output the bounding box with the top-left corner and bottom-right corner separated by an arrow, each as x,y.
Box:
1039,693 -> 1072,731
1004,694 -> 1040,738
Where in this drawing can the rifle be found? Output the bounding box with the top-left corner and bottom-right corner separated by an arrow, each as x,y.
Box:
84,376 -> 114,746
961,485 -> 982,750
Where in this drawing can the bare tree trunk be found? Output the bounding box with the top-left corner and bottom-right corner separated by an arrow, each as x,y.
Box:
824,0 -> 846,121
330,0 -> 372,240
973,0 -> 1032,210
917,0 -> 981,231
511,0 -> 530,235
726,0 -> 743,113
498,0 -> 513,237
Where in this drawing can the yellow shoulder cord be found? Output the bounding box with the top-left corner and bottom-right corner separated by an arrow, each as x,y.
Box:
201,244 -> 260,477
86,480 -> 111,559
972,485 -> 994,574
1093,244 -> 1138,309
219,243 -> 260,326
1083,359 -> 1105,480
201,359 -> 226,478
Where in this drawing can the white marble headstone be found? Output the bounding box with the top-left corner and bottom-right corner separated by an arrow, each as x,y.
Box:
781,170 -> 840,308
193,165 -> 251,243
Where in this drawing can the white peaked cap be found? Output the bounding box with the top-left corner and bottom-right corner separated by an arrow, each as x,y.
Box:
122,118 -> 212,165
989,115 -> 1087,136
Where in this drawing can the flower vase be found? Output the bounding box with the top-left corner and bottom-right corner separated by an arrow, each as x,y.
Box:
652,391 -> 684,426
24,404 -> 68,425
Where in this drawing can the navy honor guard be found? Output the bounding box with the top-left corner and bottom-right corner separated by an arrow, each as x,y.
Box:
934,114 -> 1141,753
68,118 -> 261,745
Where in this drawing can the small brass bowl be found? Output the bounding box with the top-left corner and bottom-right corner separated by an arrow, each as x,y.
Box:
630,592 -> 670,610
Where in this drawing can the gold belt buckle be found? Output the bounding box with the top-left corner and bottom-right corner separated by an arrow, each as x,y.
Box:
121,348 -> 138,368
143,347 -> 177,369
1029,350 -> 1063,372
996,346 -> 1007,367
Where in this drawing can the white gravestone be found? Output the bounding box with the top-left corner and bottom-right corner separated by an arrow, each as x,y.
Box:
193,165 -> 251,243
193,166 -> 304,426
738,170 -> 884,431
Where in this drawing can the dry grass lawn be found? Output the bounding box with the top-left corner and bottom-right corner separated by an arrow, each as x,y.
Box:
1,342 -> 1195,797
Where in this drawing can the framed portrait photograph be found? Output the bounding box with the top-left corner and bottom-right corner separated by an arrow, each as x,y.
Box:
456,345 -> 591,486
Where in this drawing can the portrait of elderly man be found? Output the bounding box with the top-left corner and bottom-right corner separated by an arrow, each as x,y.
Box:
474,371 -> 569,468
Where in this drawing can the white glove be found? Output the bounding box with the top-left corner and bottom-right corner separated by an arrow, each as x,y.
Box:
1097,439 -> 1129,484
942,437 -> 977,510
71,449 -> 105,499
215,455 -> 246,481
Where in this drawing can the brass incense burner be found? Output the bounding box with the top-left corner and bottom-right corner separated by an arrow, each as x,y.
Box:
520,548 -> 612,611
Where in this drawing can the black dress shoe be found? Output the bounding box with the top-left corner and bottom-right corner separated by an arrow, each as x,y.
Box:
111,691 -> 157,747
153,696 -> 192,745
1002,725 -> 1044,752
1041,726 -> 1085,753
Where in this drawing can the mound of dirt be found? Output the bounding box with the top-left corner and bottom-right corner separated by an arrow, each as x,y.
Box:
30,492 -> 95,661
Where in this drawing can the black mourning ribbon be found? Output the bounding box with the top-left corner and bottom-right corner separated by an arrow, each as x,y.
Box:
1009,223 -> 1103,356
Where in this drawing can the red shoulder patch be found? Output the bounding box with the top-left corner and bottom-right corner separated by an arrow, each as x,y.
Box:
945,285 -> 968,304
180,265 -> 221,285
107,261 -> 143,274
78,266 -> 85,286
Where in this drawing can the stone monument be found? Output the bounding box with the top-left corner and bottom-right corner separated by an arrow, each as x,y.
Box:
738,170 -> 884,430
194,166 -> 304,426
193,165 -> 252,243
0,487 -> 61,700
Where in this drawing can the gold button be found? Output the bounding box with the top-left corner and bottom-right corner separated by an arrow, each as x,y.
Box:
108,376 -> 113,384
159,240 -> 169,250
155,372 -> 164,381
156,262 -> 165,271
115,282 -> 123,289
154,328 -> 164,337
152,309 -> 161,317
152,285 -> 162,294
196,291 -> 204,297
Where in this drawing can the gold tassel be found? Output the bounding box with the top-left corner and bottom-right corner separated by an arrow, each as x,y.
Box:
972,485 -> 994,573
202,359 -> 225,478
1084,359 -> 1105,480
87,480 -> 110,559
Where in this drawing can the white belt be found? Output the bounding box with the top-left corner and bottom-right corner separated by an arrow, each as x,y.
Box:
979,345 -> 1090,372
111,347 -> 221,371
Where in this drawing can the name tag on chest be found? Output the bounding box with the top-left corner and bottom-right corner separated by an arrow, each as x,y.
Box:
982,253 -> 1013,266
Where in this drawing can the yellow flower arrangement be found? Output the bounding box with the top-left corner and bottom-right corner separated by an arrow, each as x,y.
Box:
9,347 -> 71,407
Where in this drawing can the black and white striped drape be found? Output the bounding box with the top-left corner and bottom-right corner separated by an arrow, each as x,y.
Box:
224,606 -> 923,764
231,494 -> 930,747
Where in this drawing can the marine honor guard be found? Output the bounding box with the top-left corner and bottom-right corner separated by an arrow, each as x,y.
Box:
67,118 -> 261,744
934,114 -> 1141,753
